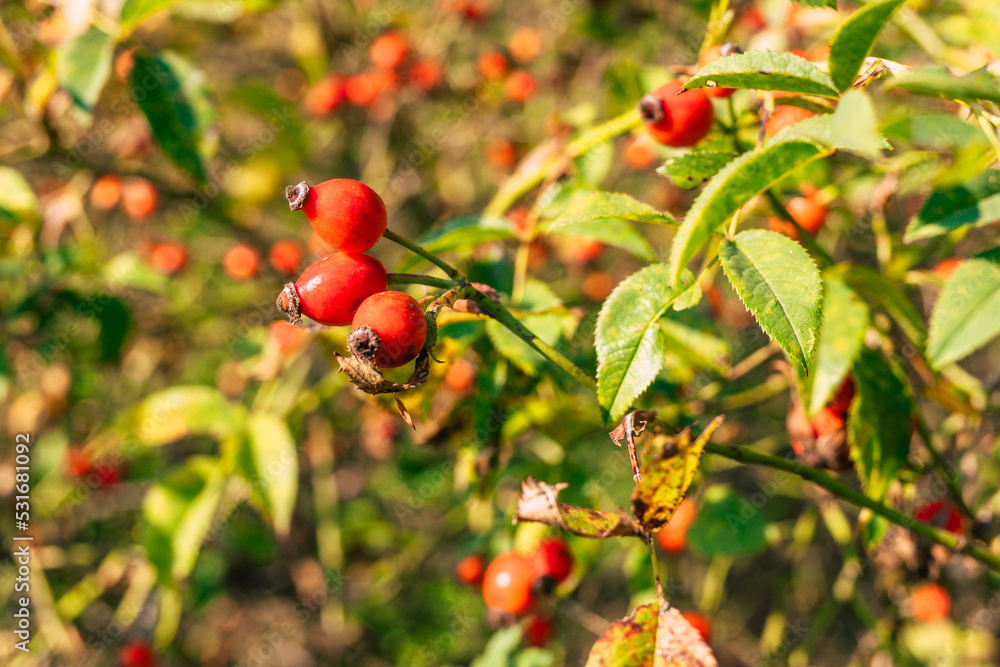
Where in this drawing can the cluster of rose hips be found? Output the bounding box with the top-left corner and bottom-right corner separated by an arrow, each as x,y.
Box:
787,376 -> 855,468
276,178 -> 427,368
455,538 -> 575,647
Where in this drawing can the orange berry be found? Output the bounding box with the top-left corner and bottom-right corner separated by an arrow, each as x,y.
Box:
456,553 -> 486,586
508,27 -> 542,64
810,406 -> 844,438
148,240 -> 188,276
506,207 -> 532,236
931,258 -> 963,282
911,583 -> 951,623
443,358 -> 477,395
681,611 -> 713,643
222,243 -> 260,281
656,497 -> 697,554
504,70 -> 536,103
486,140 -> 517,170
765,105 -> 815,139
114,47 -> 137,83
477,49 -> 508,81
304,75 -> 347,116
267,320 -> 305,356
786,196 -> 826,234
562,238 -> 604,265
90,174 -> 122,211
624,133 -> 657,170
581,271 -> 614,302
120,177 -> 158,222
370,32 -> 408,70
345,72 -> 380,107
639,80 -> 714,148
482,551 -> 536,615
409,59 -> 443,90
268,239 -> 304,274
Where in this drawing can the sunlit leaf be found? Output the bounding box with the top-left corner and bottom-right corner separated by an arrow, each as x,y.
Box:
805,276 -> 869,415
0,167 -> 39,225
828,0 -> 907,92
927,257 -> 1000,368
56,27 -> 115,118
547,218 -> 658,262
121,0 -> 183,30
546,191 -> 679,228
825,263 -> 926,349
668,141 -> 832,285
397,215 -> 513,272
904,168 -> 1000,242
684,50 -> 839,98
584,603 -> 658,667
719,230 -> 823,371
128,385 -> 246,446
244,413 -> 299,537
657,151 -> 738,190
885,67 -> 1000,106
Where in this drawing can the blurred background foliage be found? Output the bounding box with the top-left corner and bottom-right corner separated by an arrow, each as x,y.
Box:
3,0 -> 1000,665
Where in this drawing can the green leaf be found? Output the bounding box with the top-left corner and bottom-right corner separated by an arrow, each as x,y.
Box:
825,263 -> 927,349
793,0 -> 836,7
927,258 -> 1000,368
632,416 -> 724,531
848,348 -> 912,503
806,276 -> 869,415
660,316 -> 729,370
719,230 -> 823,371
830,90 -> 883,160
471,625 -> 524,667
667,140 -> 832,285
103,252 -> 171,293
121,0 -> 183,30
596,264 -> 691,423
904,169 -> 1000,242
514,478 -> 643,539
546,218 -> 657,261
885,67 -> 1000,106
56,27 -> 115,118
657,150 -> 738,190
128,385 -> 245,446
244,414 -> 299,537
575,140 -> 613,186
584,603 -> 658,667
828,0 -> 907,92
882,110 -> 991,151
683,50 -> 839,98
688,484 -> 769,556
546,190 -> 679,228
0,167 -> 39,225
397,215 -> 512,272
141,456 -> 227,581
130,52 -> 211,184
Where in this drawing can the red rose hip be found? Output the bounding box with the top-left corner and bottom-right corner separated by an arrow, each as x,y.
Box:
534,538 -> 574,585
350,291 -> 427,368
482,551 -> 536,615
286,179 -> 387,254
278,253 -> 388,326
638,80 -> 714,147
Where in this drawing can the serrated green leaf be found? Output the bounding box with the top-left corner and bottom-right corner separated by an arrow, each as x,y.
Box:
668,140 -> 832,285
904,169 -> 1000,242
141,456 -> 227,581
244,413 -> 299,537
830,90 -> 883,159
546,190 -> 679,228
719,230 -> 822,371
0,167 -> 39,225
885,67 -> 1000,106
684,50 -> 839,98
806,276 -> 869,415
397,215 -> 512,272
657,150 -> 738,189
584,603 -> 658,667
547,218 -> 657,261
121,0 -> 183,30
632,416 -> 724,531
825,263 -> 927,349
131,52 -> 211,184
927,258 -> 1000,368
56,27 -> 115,118
688,484 -> 769,556
128,385 -> 245,446
848,348 -> 912,503
596,264 -> 691,423
828,0 -> 907,92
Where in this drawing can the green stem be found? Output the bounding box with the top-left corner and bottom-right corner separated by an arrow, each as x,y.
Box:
387,273 -> 456,289
764,189 -> 835,269
382,229 -> 463,279
704,441 -> 1000,572
484,108 -> 642,217
465,288 -> 597,391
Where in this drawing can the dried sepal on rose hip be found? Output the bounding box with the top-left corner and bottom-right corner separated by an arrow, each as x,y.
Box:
276,252 -> 387,326
286,178 -> 387,254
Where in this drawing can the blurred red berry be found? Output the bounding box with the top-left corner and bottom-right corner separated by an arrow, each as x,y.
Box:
681,611 -> 713,643
370,32 -> 408,70
268,239 -> 304,274
911,583 -> 951,623
504,70 -> 536,103
222,243 -> 260,281
149,240 -> 188,276
456,553 -> 486,586
482,551 -> 536,615
657,497 -> 697,554
523,614 -> 554,647
118,641 -> 155,667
